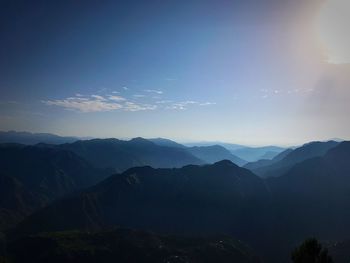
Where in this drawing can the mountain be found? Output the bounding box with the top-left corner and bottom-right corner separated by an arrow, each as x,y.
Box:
185,142 -> 246,151
187,145 -> 247,166
148,138 -> 186,148
55,138 -> 204,172
150,139 -> 247,166
13,160 -> 270,248
0,130 -> 81,145
10,142 -> 350,262
246,141 -> 339,178
0,144 -> 108,196
231,146 -> 286,162
264,141 -> 350,261
0,144 -> 109,231
6,229 -> 261,263
243,148 -> 292,171
0,174 -> 41,231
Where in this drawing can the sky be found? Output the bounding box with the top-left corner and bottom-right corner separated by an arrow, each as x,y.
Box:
0,0 -> 350,146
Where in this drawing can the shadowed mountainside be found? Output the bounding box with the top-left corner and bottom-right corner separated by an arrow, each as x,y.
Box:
0,144 -> 110,231
263,141 -> 350,261
12,160 -> 270,248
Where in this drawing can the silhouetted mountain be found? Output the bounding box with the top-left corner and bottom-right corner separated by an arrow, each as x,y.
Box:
149,138 -> 186,148
0,144 -> 109,231
6,138 -> 350,263
0,130 -> 81,145
6,229 -> 261,263
13,160 -> 270,248
264,141 -> 350,261
0,174 -> 41,231
248,141 -> 339,178
231,146 -> 286,162
187,145 -> 247,166
55,138 -> 204,172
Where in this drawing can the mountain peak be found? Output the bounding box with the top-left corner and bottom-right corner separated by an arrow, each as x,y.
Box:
129,137 -> 152,143
213,159 -> 236,167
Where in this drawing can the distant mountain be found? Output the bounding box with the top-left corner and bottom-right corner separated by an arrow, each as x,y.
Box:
185,142 -> 245,151
54,138 -> 204,172
187,145 -> 247,166
184,141 -> 286,163
13,160 -> 270,247
0,131 -> 81,145
231,146 -> 286,162
246,141 -> 339,178
6,229 -> 261,263
148,138 -> 186,148
243,148 -> 292,171
150,139 -> 247,166
0,144 -> 109,231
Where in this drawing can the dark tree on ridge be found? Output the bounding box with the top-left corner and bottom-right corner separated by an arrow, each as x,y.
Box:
291,238 -> 333,263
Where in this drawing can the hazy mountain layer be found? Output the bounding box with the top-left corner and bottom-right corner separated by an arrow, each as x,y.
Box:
56,138 -> 205,172
245,141 -> 338,178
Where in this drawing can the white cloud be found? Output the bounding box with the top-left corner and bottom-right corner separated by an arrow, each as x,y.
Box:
156,100 -> 172,104
108,95 -> 126,101
144,89 -> 163,94
43,94 -> 157,113
124,102 -> 157,112
43,98 -> 122,112
122,86 -> 129,90
156,100 -> 217,110
182,100 -> 197,104
166,101 -> 198,110
112,91 -> 120,94
43,93 -> 215,113
91,95 -> 106,101
199,102 -> 216,106
166,103 -> 187,110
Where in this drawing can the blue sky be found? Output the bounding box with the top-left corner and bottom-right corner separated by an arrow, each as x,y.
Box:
1,0 -> 350,146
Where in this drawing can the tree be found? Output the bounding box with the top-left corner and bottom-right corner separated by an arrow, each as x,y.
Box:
291,238 -> 333,263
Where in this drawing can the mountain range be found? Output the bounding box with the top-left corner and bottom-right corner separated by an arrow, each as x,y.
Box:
244,140 -> 339,178
185,141 -> 286,162
1,131 -> 350,262
0,131 -> 81,145
12,160 -> 269,240
1,131 -> 289,164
